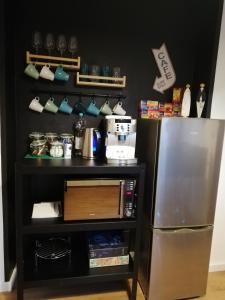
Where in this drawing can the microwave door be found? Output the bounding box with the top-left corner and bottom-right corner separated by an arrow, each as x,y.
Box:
64,179 -> 122,220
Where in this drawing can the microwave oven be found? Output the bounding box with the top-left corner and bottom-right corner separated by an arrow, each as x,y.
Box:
64,179 -> 136,221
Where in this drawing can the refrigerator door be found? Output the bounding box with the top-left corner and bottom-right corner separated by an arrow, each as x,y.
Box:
154,118 -> 224,228
148,226 -> 213,300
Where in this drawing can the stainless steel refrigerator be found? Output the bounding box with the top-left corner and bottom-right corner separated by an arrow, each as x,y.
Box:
136,118 -> 225,300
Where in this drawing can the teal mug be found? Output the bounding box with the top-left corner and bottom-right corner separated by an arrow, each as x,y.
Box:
59,98 -> 73,114
54,66 -> 70,81
86,100 -> 100,117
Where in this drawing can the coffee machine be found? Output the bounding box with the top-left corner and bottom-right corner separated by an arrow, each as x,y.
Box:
105,115 -> 137,164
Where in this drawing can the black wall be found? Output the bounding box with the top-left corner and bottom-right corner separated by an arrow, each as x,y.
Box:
14,0 -> 223,158
0,0 -> 223,279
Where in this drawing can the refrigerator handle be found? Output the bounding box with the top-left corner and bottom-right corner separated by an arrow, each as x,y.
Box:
155,226 -> 212,234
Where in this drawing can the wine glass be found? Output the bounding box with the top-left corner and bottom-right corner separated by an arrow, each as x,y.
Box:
56,34 -> 67,56
45,33 -> 55,55
32,31 -> 43,54
68,36 -> 78,57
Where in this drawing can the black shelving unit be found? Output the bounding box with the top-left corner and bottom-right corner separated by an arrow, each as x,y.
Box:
15,159 -> 145,300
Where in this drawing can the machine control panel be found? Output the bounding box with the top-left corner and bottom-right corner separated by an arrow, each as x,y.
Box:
123,179 -> 136,218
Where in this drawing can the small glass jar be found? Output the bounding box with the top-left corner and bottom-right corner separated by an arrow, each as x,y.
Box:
60,134 -> 74,159
49,141 -> 64,158
45,132 -> 58,152
30,139 -> 47,156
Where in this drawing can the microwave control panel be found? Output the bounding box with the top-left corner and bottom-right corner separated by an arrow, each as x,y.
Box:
123,180 -> 136,218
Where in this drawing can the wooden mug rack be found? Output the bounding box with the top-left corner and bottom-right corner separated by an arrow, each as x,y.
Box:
76,72 -> 126,88
26,51 -> 80,70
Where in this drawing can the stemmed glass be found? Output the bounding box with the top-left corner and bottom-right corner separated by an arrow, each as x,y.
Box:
57,34 -> 67,57
68,36 -> 78,57
32,31 -> 43,54
45,33 -> 55,56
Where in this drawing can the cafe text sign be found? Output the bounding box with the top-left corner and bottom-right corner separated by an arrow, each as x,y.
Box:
152,43 -> 176,93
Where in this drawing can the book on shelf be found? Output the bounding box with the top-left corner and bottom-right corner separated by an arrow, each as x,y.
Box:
89,255 -> 129,268
87,230 -> 129,259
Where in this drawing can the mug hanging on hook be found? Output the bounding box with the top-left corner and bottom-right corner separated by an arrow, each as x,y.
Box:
59,96 -> 73,115
74,96 -> 86,115
100,97 -> 113,115
39,64 -> 54,81
86,98 -> 100,117
112,99 -> 126,116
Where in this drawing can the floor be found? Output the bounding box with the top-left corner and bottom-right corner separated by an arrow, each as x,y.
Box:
0,272 -> 224,300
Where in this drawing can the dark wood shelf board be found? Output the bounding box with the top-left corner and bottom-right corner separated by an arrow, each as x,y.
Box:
24,264 -> 134,288
23,219 -> 137,234
15,159 -> 145,175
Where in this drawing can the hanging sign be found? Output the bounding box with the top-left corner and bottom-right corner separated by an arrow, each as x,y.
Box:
152,43 -> 176,93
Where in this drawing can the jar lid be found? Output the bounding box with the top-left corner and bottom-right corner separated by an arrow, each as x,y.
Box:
29,132 -> 45,139
30,139 -> 46,147
45,132 -> 58,138
60,133 -> 74,139
50,141 -> 63,146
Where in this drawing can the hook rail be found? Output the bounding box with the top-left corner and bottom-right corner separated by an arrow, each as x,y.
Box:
31,89 -> 127,100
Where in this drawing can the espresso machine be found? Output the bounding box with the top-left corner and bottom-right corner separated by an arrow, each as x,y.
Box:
105,115 -> 137,164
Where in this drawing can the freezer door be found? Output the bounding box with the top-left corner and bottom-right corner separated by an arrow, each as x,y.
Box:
148,226 -> 213,300
154,118 -> 224,227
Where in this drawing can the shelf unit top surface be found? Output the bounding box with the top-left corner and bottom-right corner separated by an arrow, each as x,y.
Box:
23,219 -> 137,235
16,158 -> 145,174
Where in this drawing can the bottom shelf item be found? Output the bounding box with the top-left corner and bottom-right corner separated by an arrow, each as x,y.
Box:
87,230 -> 129,259
23,231 -> 134,283
35,237 -> 71,271
89,255 -> 129,268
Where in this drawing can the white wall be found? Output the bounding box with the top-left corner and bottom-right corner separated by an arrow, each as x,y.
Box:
0,139 -> 5,285
210,2 -> 225,271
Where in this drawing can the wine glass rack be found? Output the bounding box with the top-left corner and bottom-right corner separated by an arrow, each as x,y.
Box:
26,51 -> 80,70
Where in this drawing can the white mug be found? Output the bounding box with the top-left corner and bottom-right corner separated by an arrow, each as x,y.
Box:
100,100 -> 113,115
29,97 -> 44,113
39,65 -> 54,81
112,101 -> 126,115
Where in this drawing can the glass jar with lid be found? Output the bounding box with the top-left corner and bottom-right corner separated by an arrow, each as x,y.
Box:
60,133 -> 74,159
29,132 -> 45,142
60,133 -> 74,143
49,141 -> 64,158
45,132 -> 58,152
30,139 -> 47,156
